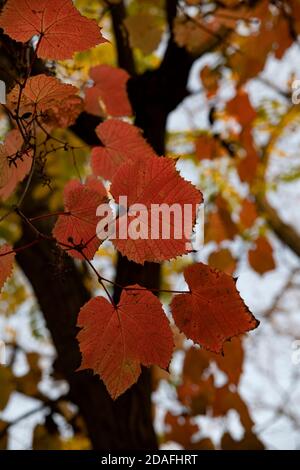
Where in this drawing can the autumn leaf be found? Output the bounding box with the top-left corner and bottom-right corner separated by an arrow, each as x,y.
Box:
212,337 -> 244,385
217,0 -> 242,5
52,178 -> 107,260
91,119 -> 156,180
0,421 -> 8,450
16,353 -> 42,397
205,196 -> 238,243
0,367 -> 14,411
248,236 -> 276,275
185,0 -> 202,4
195,134 -> 227,161
85,65 -> 132,118
227,1 -> 292,85
173,15 -> 221,54
0,130 -> 32,201
182,347 -> 210,383
110,156 -> 202,264
7,75 -> 83,130
124,14 -> 164,55
182,337 -> 243,388
208,248 -> 236,275
226,89 -> 257,126
0,244 -> 15,293
213,385 -> 254,430
77,286 -> 174,399
178,376 -> 215,415
239,199 -> 258,230
171,262 -> 259,353
200,65 -> 221,99
0,0 -> 107,60
237,129 -> 259,184
221,431 -> 264,450
33,421 -> 62,450
164,412 -> 198,449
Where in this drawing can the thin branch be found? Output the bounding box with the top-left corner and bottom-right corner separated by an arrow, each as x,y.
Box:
0,404 -> 48,439
263,267 -> 300,318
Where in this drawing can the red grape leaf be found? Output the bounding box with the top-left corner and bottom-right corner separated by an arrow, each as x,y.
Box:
0,130 -> 32,201
0,244 -> 15,293
77,285 -> 174,399
171,262 -> 259,353
7,75 -> 83,130
0,0 -> 107,60
85,65 -> 132,118
91,119 -> 156,180
248,236 -> 275,275
53,177 -> 107,260
110,156 -> 203,264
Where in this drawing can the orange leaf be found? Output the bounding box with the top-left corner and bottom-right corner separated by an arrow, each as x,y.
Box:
0,0 -> 106,60
208,248 -> 236,275
110,156 -> 203,264
178,376 -> 215,415
195,134 -> 226,161
213,385 -> 254,430
212,337 -> 244,385
91,119 -> 156,180
164,412 -> 198,449
205,196 -> 238,243
226,89 -> 257,126
221,431 -> 264,450
0,244 -> 15,293
0,130 -> 32,201
182,347 -> 210,383
77,286 -> 174,399
85,66 -> 132,118
239,199 -> 257,230
238,126 -> 259,185
200,65 -> 221,99
53,178 -> 107,260
173,15 -> 221,55
171,262 -> 259,353
248,236 -> 275,275
7,75 -> 83,130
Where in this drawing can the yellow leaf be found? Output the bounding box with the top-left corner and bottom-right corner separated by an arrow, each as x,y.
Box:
124,14 -> 163,55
